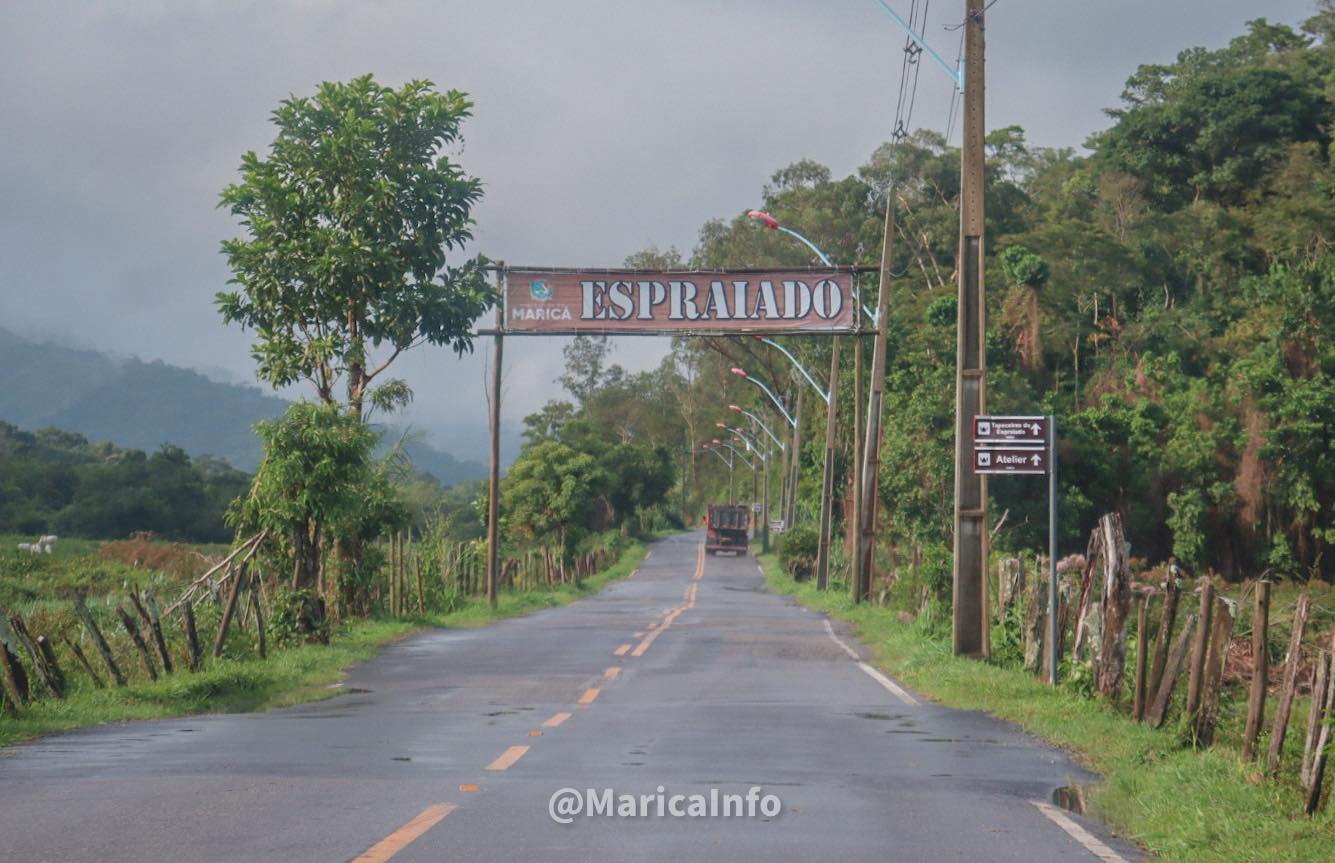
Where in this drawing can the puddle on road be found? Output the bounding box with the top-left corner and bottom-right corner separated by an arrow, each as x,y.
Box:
1051,784 -> 1087,815
392,756 -> 412,762
851,711 -> 902,721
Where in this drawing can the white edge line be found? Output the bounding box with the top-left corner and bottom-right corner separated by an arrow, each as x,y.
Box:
1031,801 -> 1128,863
823,619 -> 917,706
857,661 -> 918,706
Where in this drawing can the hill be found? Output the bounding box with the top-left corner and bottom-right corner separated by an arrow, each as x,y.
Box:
0,328 -> 485,485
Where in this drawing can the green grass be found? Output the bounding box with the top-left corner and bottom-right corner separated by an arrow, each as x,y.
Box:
0,540 -> 649,748
757,553 -> 1335,863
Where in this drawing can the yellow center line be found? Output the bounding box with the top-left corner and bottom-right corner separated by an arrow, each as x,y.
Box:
485,745 -> 530,771
633,631 -> 644,638
578,687 -> 601,704
350,803 -> 455,863
604,666 -> 621,679
542,711 -> 572,728
613,644 -> 631,656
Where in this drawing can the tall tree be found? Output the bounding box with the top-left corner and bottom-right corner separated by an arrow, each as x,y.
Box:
217,74 -> 494,419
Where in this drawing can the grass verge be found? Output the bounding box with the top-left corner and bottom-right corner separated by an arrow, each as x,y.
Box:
757,552 -> 1334,863
0,540 -> 649,748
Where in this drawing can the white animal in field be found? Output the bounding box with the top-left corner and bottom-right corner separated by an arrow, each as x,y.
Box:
16,543 -> 41,553
37,535 -> 57,553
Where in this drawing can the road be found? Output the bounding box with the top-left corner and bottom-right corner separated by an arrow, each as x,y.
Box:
0,532 -> 1140,862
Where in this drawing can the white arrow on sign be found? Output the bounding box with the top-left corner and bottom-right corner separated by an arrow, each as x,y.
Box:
1031,453 -> 1041,466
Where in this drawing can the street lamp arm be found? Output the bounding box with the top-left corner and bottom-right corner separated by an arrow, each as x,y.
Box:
738,408 -> 786,451
758,336 -> 830,404
717,442 -> 754,470
743,376 -> 796,428
776,226 -> 834,267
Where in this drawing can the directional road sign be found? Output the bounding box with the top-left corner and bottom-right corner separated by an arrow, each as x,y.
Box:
973,415 -> 1046,444
973,447 -> 1047,475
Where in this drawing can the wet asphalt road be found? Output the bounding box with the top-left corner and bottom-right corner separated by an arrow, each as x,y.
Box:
0,532 -> 1140,862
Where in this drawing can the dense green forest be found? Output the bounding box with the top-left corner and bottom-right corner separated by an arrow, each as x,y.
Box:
0,422 -> 249,542
611,10 -> 1335,583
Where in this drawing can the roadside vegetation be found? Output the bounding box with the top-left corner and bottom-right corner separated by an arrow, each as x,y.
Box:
758,552 -> 1335,862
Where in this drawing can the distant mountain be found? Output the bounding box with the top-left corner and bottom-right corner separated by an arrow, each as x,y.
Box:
0,328 -> 485,485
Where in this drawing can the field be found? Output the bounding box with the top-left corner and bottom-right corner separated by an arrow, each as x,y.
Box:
0,534 -> 650,746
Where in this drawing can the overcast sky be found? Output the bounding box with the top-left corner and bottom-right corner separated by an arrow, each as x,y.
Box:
0,1 -> 1318,462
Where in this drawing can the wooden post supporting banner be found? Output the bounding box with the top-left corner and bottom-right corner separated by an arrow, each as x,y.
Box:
485,269 -> 504,610
815,337 -> 840,590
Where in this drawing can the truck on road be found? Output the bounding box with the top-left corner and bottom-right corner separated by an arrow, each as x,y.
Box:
705,503 -> 751,555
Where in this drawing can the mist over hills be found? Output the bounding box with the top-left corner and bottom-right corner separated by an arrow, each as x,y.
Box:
0,328 -> 486,485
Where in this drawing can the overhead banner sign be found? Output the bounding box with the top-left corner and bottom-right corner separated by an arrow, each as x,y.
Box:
502,268 -> 857,334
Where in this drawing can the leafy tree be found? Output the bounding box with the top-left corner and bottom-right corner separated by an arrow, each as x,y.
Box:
217,74 -> 494,419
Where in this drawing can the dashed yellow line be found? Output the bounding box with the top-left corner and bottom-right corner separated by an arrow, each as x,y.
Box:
613,643 -> 631,656
578,687 -> 601,704
350,804 -> 455,862
541,711 -> 572,728
485,745 -> 530,771
604,666 -> 621,679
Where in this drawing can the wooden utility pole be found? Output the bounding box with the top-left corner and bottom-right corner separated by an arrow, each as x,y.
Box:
856,180 -> 895,604
485,269 -> 504,609
852,331 -> 864,600
815,337 -> 841,590
952,0 -> 989,657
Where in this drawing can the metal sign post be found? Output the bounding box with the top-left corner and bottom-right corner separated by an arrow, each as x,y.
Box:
973,414 -> 1059,683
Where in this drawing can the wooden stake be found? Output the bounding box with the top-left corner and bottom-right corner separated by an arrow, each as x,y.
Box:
1241,579 -> 1271,760
1301,647 -> 1329,789
1194,596 -> 1236,746
1185,579 -> 1214,725
182,602 -> 202,671
117,606 -> 158,680
138,591 -> 173,675
62,635 -> 104,688
1303,640 -> 1335,816
1147,613 -> 1198,728
8,615 -> 64,698
1132,593 -> 1150,721
1147,571 -> 1181,702
73,596 -> 125,687
415,558 -> 425,615
249,569 -> 267,659
0,634 -> 29,705
1266,592 -> 1309,775
212,563 -> 246,659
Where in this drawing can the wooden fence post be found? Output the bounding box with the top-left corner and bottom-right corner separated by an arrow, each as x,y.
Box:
0,632 -> 30,705
1147,570 -> 1181,700
1132,593 -> 1150,721
1241,579 -> 1271,760
1147,613 -> 1199,728
61,635 -> 104,689
1303,637 -> 1335,816
250,569 -> 267,659
1194,596 -> 1236,746
212,565 -> 246,659
1301,647 -> 1330,789
1095,514 -> 1131,698
1266,592 -> 1310,774
73,596 -> 125,686
8,615 -> 64,698
1185,579 -> 1215,725
117,606 -> 158,680
137,591 -> 173,675
182,602 -> 202,672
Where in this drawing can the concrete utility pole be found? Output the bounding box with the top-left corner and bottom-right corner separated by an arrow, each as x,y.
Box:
485,271 -> 504,610
815,337 -> 841,590
952,0 -> 989,656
